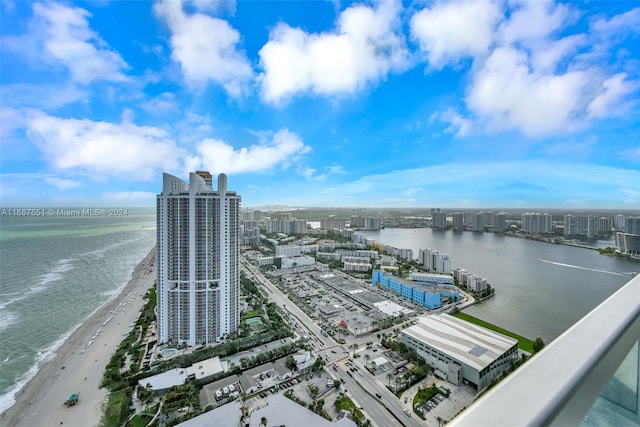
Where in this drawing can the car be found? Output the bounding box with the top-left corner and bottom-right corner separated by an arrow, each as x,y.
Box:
404,409 -> 411,417
404,397 -> 408,403
375,393 -> 382,398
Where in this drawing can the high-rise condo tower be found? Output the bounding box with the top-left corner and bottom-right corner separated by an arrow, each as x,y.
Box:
157,171 -> 240,346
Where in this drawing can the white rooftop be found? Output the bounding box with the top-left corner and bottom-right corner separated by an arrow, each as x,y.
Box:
248,394 -> 357,427
138,356 -> 224,391
373,356 -> 388,366
401,314 -> 518,371
373,300 -> 414,316
176,400 -> 242,427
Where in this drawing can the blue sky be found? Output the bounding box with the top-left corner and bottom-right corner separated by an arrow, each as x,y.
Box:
1,0 -> 639,209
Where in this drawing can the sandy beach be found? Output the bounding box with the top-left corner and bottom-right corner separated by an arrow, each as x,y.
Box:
2,247 -> 156,427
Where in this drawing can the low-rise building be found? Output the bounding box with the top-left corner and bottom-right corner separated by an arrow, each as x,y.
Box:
400,314 -> 518,391
343,261 -> 371,272
372,270 -> 459,309
410,272 -> 454,286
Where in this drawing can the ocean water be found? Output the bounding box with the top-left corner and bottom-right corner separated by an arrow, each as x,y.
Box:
0,208 -> 156,412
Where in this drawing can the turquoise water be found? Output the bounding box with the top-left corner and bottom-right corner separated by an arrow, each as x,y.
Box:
0,208 -> 156,411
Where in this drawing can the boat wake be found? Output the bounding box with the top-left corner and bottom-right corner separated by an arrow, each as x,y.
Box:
537,259 -> 628,277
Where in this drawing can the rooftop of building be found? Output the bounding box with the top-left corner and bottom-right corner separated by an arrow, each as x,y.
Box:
375,270 -> 456,294
401,314 -> 518,371
139,356 -> 225,391
248,394 -> 357,427
176,400 -> 242,427
410,272 -> 454,280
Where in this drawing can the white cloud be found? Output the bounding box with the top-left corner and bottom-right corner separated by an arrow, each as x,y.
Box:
299,164 -> 346,181
498,1 -> 571,46
0,83 -> 89,110
530,34 -> 587,73
185,0 -> 236,14
466,47 -> 589,136
2,2 -> 129,84
415,1 -> 638,138
592,7 -> 640,36
587,73 -> 635,118
141,92 -> 178,114
258,1 -> 409,104
410,0 -> 502,69
194,129 -> 311,174
430,108 -> 473,137
45,176 -> 81,190
24,111 -> 184,180
154,0 -> 253,96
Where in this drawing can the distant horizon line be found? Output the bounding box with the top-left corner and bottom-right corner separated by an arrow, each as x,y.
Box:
2,205 -> 639,213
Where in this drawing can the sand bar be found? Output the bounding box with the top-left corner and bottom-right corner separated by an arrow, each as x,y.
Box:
2,247 -> 156,427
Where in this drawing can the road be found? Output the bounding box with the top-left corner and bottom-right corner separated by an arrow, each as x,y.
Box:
242,260 -> 426,427
348,361 -> 424,427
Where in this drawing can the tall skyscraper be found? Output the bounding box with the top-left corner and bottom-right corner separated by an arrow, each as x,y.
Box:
521,212 -> 553,234
452,212 -> 464,231
564,214 -> 597,238
432,211 -> 447,229
493,212 -> 507,233
418,248 -> 452,274
157,172 -> 240,346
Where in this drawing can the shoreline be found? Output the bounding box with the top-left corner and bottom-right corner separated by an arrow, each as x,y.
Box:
2,246 -> 157,427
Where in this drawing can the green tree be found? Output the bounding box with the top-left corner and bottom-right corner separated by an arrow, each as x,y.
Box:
533,337 -> 545,353
286,355 -> 297,371
308,385 -> 320,400
261,416 -> 268,427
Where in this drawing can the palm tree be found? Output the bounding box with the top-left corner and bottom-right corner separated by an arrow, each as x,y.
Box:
309,385 -> 319,400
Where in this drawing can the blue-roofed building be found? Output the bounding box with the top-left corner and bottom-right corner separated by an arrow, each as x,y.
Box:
372,270 -> 459,309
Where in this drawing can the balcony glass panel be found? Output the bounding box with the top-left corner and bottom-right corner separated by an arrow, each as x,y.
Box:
583,339 -> 640,426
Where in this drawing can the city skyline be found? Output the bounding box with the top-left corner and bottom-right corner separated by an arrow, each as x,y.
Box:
1,1 -> 639,209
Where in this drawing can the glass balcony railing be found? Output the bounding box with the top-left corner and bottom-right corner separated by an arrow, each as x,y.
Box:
450,274 -> 640,426
582,339 -> 639,426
